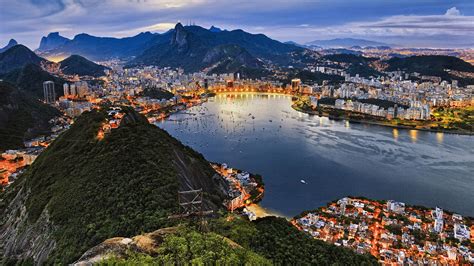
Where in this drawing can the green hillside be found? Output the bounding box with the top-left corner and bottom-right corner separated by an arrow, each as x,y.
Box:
59,54 -> 108,77
1,63 -> 65,99
0,108 -> 227,264
385,55 -> 474,85
0,81 -> 59,151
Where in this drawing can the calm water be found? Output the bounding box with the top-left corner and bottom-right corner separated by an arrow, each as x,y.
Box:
157,93 -> 474,217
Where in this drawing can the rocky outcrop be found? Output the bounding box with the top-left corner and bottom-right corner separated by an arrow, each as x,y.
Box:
0,39 -> 18,53
38,32 -> 70,52
0,186 -> 56,263
73,227 -> 179,265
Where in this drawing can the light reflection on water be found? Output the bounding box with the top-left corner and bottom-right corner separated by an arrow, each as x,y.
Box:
157,93 -> 474,216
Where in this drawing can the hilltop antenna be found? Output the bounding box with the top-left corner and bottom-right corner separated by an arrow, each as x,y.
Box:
168,188 -> 213,231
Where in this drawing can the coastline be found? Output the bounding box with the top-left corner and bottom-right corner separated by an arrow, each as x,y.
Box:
292,104 -> 474,136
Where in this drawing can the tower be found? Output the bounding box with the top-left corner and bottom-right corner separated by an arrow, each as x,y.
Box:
63,83 -> 69,97
43,81 -> 56,104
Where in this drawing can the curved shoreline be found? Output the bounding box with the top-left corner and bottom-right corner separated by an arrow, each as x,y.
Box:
292,104 -> 474,136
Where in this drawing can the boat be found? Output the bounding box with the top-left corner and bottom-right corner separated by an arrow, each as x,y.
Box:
300,179 -> 307,184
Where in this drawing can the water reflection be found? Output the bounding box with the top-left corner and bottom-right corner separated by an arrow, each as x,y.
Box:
157,93 -> 474,216
409,130 -> 418,143
436,132 -> 444,144
392,128 -> 399,141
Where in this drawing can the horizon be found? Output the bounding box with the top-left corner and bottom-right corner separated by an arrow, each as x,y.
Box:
1,0 -> 473,49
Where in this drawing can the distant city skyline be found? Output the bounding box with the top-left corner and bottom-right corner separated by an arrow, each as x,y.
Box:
1,0 -> 473,49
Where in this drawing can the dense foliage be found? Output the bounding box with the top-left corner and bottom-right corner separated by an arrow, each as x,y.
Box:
128,23 -> 301,73
0,81 -> 59,151
59,55 -> 108,77
210,215 -> 379,265
0,45 -> 44,74
142,86 -> 175,100
385,55 -> 474,85
1,63 -> 65,99
101,228 -> 271,265
2,108 -> 226,264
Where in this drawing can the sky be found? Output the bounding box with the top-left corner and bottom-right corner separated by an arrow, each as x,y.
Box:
1,0 -> 473,49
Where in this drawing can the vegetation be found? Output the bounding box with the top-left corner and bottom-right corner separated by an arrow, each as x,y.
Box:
385,55 -> 474,86
210,215 -> 378,265
1,108 -> 225,264
59,54 -> 108,77
0,81 -> 59,151
142,86 -> 175,100
431,106 -> 473,132
100,228 -> 271,265
1,63 -> 65,99
0,44 -> 44,74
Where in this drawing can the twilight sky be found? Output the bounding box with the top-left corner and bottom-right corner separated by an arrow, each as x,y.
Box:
1,0 -> 473,49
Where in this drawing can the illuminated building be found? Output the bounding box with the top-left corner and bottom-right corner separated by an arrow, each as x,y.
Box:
43,81 -> 56,104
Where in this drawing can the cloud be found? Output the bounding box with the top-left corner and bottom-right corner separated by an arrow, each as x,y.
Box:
445,7 -> 461,16
0,0 -> 473,49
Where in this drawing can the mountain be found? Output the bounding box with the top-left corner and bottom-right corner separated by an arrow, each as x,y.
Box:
38,32 -> 70,51
204,44 -> 264,74
0,108 -> 228,264
0,81 -> 59,151
284,41 -> 309,48
321,54 -> 381,78
385,55 -> 474,85
128,23 -> 301,74
209,26 -> 222,32
1,63 -> 65,99
0,39 -> 18,53
307,38 -> 389,48
59,55 -> 108,77
36,31 -> 169,60
0,45 -> 46,74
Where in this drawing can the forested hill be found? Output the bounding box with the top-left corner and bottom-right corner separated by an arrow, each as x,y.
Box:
0,81 -> 59,151
0,108 -> 228,264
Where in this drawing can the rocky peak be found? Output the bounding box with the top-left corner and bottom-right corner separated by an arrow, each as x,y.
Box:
38,32 -> 70,51
0,39 -> 18,53
171,22 -> 188,48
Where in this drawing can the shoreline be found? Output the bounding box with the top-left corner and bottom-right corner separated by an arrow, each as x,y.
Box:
292,104 -> 474,136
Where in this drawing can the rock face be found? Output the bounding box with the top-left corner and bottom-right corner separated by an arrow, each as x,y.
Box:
127,23 -> 301,74
0,186 -> 57,264
73,227 -> 179,265
0,108 -> 228,264
171,23 -> 189,49
36,31 -> 166,61
38,32 -> 70,51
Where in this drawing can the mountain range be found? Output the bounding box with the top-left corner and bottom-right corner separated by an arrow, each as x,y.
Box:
37,31 -> 162,61
35,23 -> 302,75
306,38 -> 389,48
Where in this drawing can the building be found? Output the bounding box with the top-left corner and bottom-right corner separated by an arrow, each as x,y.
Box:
291,79 -> 301,92
43,81 -> 56,104
63,83 -> 70,97
454,224 -> 470,240
387,200 -> 405,214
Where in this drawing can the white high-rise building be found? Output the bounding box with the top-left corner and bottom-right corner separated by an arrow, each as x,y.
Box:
63,83 -> 70,97
43,81 -> 56,104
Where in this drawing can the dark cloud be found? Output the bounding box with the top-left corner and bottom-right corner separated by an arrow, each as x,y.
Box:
0,0 -> 473,49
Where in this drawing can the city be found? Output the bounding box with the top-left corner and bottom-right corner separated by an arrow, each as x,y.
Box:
0,0 -> 473,265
